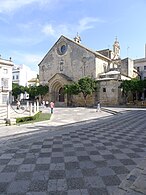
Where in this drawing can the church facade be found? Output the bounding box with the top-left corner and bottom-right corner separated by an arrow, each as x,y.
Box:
38,35 -> 138,106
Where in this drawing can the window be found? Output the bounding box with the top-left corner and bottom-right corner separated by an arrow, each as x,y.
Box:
13,75 -> 15,80
103,88 -> 106,92
1,78 -> 8,89
60,60 -> 64,71
137,67 -> 140,72
144,66 -> 146,70
3,69 -> 8,74
61,45 -> 67,54
2,94 -> 7,104
16,75 -> 19,79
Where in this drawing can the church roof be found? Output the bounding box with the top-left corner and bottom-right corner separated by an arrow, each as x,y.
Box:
38,35 -> 111,66
61,35 -> 111,61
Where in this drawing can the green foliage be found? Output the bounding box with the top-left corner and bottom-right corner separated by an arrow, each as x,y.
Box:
64,83 -> 79,95
16,111 -> 51,124
37,85 -> 49,100
16,112 -> 41,123
64,77 -> 98,106
22,85 -> 49,100
78,77 -> 97,98
27,86 -> 38,100
12,83 -> 25,99
120,79 -> 146,102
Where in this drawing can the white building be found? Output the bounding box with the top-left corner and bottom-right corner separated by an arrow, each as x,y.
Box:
0,57 -> 14,105
134,44 -> 146,80
12,64 -> 37,87
134,58 -> 146,80
133,45 -> 146,100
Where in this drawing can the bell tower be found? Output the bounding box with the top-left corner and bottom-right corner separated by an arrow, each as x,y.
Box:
74,33 -> 81,43
113,37 -> 120,59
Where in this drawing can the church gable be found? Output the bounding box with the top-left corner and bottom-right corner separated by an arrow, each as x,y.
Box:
39,35 -> 99,85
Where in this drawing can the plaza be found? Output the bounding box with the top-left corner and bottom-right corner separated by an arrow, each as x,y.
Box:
0,107 -> 146,194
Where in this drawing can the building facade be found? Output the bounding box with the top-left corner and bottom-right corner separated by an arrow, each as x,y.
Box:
12,64 -> 37,87
39,35 -> 138,106
134,46 -> 146,99
134,58 -> 146,80
0,57 -> 14,105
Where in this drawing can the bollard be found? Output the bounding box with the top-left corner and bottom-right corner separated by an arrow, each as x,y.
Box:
29,103 -> 32,116
36,100 -> 39,112
34,102 -> 36,113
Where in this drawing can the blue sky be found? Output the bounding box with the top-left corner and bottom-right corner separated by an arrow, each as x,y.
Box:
0,0 -> 146,73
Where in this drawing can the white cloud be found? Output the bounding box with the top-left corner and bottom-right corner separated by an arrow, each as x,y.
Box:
78,17 -> 105,32
41,16 -> 104,38
41,23 -> 70,37
0,0 -> 52,13
42,24 -> 55,36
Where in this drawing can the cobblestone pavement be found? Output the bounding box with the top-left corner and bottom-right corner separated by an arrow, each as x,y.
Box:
0,108 -> 146,194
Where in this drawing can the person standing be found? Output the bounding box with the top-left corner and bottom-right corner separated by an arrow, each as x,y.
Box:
16,100 -> 20,110
50,101 -> 54,114
96,101 -> 101,112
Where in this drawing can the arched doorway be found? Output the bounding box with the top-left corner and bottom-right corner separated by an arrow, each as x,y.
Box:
59,87 -> 64,102
50,81 -> 66,106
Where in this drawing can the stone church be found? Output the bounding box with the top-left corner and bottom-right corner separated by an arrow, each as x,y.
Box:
38,35 -> 138,106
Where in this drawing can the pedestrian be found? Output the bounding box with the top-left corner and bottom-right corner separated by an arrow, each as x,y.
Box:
50,101 -> 54,114
42,100 -> 45,108
96,101 -> 101,112
46,101 -> 49,107
16,100 -> 20,110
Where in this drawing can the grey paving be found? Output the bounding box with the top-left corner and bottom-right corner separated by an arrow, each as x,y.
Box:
0,107 -> 146,194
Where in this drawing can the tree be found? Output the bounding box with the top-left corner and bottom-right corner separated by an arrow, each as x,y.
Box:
64,77 -> 97,106
25,85 -> 49,101
37,85 -> 49,101
12,83 -> 25,100
64,83 -> 80,105
78,77 -> 97,106
120,79 -> 145,103
26,86 -> 38,100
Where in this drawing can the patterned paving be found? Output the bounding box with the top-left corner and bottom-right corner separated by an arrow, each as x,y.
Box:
0,110 -> 146,194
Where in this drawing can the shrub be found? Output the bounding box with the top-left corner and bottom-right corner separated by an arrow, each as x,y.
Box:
16,111 -> 42,123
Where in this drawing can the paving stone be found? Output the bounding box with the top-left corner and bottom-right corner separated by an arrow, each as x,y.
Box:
131,175 -> 146,194
137,158 -> 146,170
88,187 -> 109,195
84,176 -> 105,188
67,177 -> 85,190
18,164 -> 35,172
29,180 -> 48,192
7,180 -> 30,193
0,172 -> 16,182
67,189 -> 89,195
0,182 -> 9,193
102,175 -> 121,186
49,170 -> 66,179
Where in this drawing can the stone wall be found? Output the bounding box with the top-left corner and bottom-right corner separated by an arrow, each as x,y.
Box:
99,79 -> 120,105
